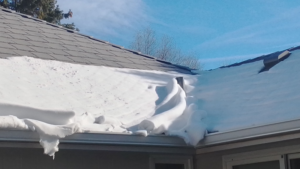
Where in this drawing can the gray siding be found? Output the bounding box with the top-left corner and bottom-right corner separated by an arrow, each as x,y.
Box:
195,138 -> 300,169
0,148 -> 149,169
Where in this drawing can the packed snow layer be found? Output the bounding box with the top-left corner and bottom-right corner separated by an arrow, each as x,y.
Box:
1,50 -> 299,157
188,50 -> 300,132
0,56 -> 205,156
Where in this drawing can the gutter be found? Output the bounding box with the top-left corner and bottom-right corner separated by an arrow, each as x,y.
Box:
0,129 -> 190,148
197,117 -> 300,149
2,118 -> 300,153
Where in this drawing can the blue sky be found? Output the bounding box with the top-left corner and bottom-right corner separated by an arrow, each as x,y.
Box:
57,0 -> 300,69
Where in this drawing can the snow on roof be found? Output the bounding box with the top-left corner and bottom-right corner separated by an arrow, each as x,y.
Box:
190,49 -> 300,133
0,48 -> 299,157
0,56 -> 202,157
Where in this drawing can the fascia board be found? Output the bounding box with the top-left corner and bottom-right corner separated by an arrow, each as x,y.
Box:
2,118 -> 300,151
0,129 -> 190,148
197,118 -> 300,148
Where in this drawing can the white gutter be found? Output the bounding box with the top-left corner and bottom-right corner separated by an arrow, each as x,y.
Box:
197,118 -> 300,148
0,129 -> 190,147
1,117 -> 300,153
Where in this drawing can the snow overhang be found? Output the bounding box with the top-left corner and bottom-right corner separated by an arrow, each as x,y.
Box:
197,118 -> 300,149
0,129 -> 191,148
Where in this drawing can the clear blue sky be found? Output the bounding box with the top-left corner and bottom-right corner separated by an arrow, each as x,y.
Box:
58,0 -> 300,69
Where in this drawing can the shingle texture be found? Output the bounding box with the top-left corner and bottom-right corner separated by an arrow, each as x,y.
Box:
0,8 -> 192,74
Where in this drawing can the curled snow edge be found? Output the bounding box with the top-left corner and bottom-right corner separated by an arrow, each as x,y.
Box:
138,78 -> 207,146
0,78 -> 206,157
0,104 -> 82,158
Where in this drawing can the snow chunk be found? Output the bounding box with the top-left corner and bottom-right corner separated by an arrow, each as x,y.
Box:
0,115 -> 28,129
25,119 -> 81,158
95,115 -> 122,125
0,104 -> 75,125
133,130 -> 148,137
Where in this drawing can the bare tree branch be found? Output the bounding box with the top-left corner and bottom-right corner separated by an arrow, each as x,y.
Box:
156,35 -> 175,61
129,27 -> 201,70
129,27 -> 156,56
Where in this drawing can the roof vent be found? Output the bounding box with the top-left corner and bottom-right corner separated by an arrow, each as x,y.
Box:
259,50 -> 290,73
176,77 -> 184,90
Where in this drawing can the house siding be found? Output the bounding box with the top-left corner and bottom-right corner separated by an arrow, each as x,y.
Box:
195,138 -> 300,169
0,148 -> 149,169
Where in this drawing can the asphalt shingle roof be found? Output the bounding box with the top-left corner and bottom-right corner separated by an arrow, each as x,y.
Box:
0,8 -> 192,74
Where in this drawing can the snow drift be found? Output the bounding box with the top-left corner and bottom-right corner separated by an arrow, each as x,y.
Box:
5,50 -> 299,157
0,104 -> 75,125
0,103 -> 82,158
0,56 -> 207,157
139,78 -> 187,134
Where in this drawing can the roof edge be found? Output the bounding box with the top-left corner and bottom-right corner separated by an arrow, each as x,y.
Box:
197,117 -> 300,148
0,129 -> 190,148
218,45 -> 300,70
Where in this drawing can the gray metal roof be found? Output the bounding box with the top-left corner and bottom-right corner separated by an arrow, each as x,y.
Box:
0,7 -> 192,74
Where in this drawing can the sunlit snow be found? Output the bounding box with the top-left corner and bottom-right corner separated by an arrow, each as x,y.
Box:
0,56 -> 205,156
1,50 -> 300,157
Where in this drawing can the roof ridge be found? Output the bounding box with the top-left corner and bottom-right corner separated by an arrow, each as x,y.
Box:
218,45 -> 300,69
0,7 -> 192,72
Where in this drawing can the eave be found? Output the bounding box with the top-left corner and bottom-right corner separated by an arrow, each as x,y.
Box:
0,129 -> 195,154
197,118 -> 300,154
